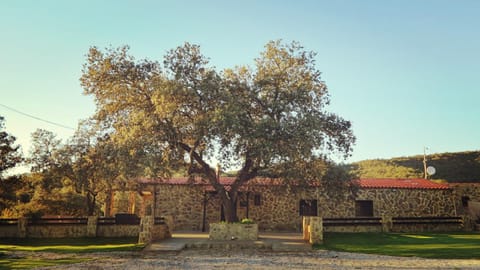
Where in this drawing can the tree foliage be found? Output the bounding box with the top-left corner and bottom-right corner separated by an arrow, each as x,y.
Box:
0,116 -> 22,178
80,40 -> 356,221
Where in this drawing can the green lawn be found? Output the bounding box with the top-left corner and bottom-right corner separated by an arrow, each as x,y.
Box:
317,232 -> 480,259
0,237 -> 143,269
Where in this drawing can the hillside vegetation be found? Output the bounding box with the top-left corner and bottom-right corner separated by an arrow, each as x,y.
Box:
348,151 -> 480,182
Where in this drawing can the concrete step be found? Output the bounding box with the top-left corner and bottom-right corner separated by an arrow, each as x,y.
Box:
144,232 -> 312,252
271,241 -> 312,252
144,238 -> 187,252
186,240 -> 272,250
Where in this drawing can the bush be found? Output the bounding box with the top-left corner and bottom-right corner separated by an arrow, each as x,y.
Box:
240,218 -> 254,224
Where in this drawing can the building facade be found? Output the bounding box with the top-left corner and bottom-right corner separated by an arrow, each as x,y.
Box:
108,177 -> 463,231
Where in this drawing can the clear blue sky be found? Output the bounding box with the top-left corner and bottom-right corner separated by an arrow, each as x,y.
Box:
1,0 -> 479,164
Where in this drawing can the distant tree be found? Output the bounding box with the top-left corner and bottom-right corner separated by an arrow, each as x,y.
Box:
28,129 -> 65,190
58,120 -> 148,216
81,40 -> 355,222
0,116 -> 22,179
0,116 -> 23,215
0,175 -> 23,215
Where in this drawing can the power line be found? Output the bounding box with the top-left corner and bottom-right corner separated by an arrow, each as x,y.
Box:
0,103 -> 75,130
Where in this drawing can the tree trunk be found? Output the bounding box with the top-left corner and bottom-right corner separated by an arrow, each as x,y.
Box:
104,189 -> 113,217
221,191 -> 238,223
86,192 -> 96,216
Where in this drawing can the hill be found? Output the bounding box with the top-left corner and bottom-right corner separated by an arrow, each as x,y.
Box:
348,151 -> 480,183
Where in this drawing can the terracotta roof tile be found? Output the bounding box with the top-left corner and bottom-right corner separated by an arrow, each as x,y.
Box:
137,177 -> 451,190
136,177 -> 236,185
357,178 -> 451,190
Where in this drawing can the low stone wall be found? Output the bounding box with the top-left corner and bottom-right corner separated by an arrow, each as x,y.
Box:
97,225 -> 139,237
390,223 -> 462,232
27,224 -> 88,238
209,223 -> 258,240
322,216 -> 464,233
324,225 -> 382,233
0,216 -> 170,241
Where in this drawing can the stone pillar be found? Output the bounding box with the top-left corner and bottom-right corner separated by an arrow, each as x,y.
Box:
17,217 -> 27,238
87,216 -> 98,237
381,215 -> 392,232
308,216 -> 323,245
302,216 -> 310,241
462,215 -> 474,232
138,215 -> 154,244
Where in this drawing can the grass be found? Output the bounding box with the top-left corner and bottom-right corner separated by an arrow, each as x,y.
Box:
0,256 -> 87,270
0,237 -> 143,269
316,232 -> 480,259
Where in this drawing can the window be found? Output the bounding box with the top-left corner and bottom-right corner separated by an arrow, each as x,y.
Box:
254,194 -> 261,206
355,200 -> 373,217
299,199 -> 318,216
238,192 -> 248,207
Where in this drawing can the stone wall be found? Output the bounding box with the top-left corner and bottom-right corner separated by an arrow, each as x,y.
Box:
451,183 -> 480,216
147,183 -> 459,232
27,224 -> 88,238
97,225 -> 140,237
0,216 -> 170,240
324,224 -> 382,233
356,189 -> 456,217
239,186 -> 353,231
155,185 -> 205,231
390,223 -> 462,232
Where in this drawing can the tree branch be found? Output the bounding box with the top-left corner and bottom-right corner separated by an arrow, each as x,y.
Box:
176,141 -> 224,191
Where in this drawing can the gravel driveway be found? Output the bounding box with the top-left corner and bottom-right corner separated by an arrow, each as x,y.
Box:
34,249 -> 480,270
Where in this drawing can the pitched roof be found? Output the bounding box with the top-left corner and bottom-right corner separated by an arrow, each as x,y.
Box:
137,177 -> 450,190
137,177 -> 235,186
357,178 -> 451,190
136,177 -> 285,186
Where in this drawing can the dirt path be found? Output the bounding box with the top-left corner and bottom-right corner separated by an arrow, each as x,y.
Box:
30,249 -> 480,270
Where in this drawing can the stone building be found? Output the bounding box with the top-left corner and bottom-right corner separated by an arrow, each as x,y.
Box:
109,177 -> 463,231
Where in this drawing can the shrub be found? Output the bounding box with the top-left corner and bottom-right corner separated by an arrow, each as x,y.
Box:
240,218 -> 254,224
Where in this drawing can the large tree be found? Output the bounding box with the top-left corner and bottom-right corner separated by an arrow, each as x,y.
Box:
0,116 -> 22,179
81,40 -> 355,222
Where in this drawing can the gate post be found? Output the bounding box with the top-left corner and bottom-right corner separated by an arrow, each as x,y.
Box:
138,215 -> 154,244
87,216 -> 98,237
302,216 -> 310,241
381,215 -> 392,232
308,216 -> 323,245
17,217 -> 27,238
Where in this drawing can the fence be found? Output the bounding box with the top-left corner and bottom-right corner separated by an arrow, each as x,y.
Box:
304,216 -> 466,245
390,216 -> 463,232
0,215 -> 170,241
322,216 -> 464,233
28,217 -> 88,225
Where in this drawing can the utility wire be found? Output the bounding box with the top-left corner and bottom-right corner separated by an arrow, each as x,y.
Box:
0,103 -> 75,130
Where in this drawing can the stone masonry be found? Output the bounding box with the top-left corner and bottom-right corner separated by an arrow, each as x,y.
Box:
118,179 -> 463,232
